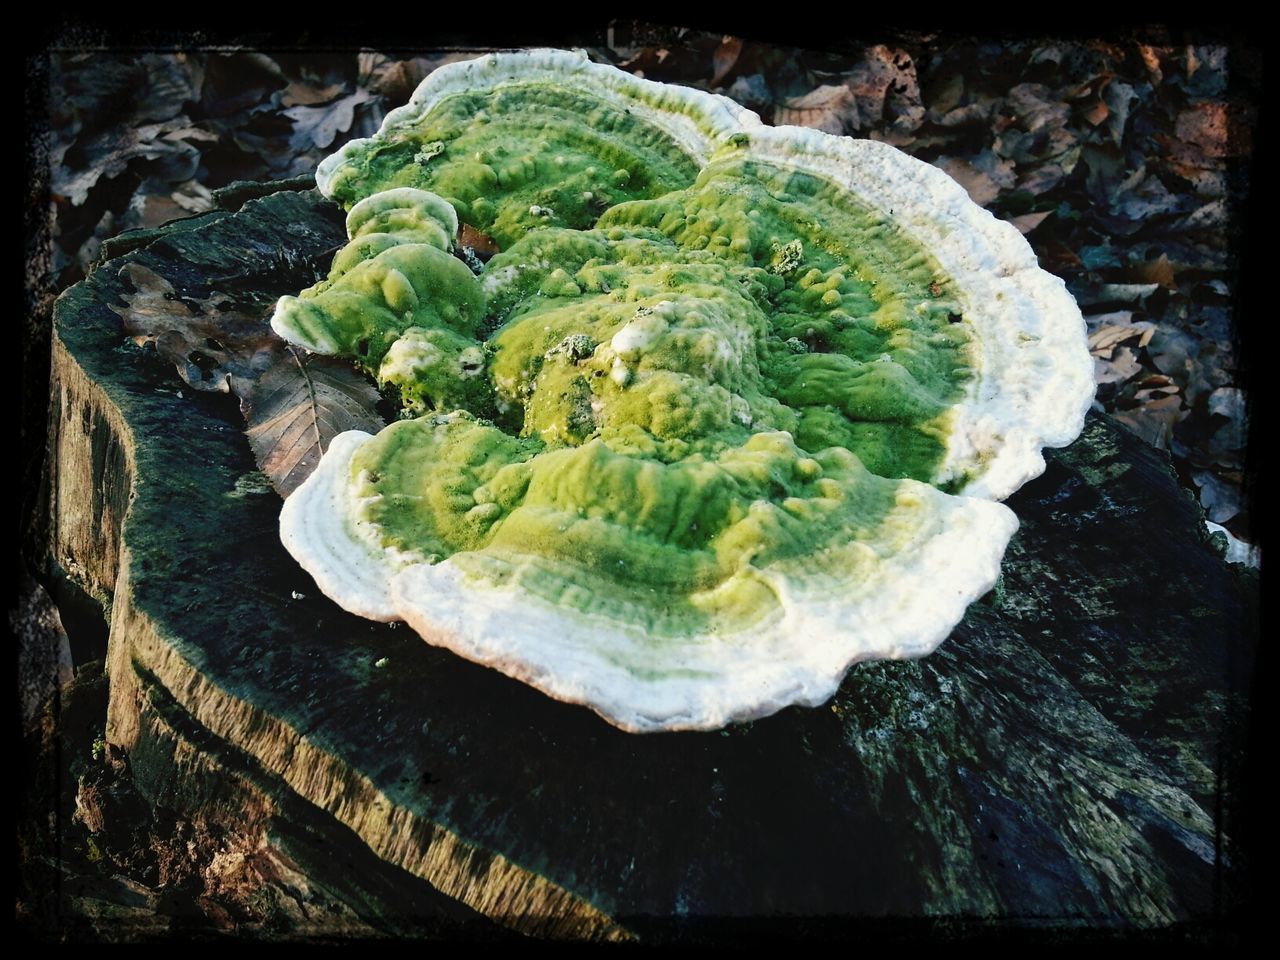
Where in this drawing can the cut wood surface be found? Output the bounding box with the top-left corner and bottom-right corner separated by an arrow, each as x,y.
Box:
49,186 -> 1255,940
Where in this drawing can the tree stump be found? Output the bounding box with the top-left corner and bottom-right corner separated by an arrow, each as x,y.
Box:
47,184 -> 1256,940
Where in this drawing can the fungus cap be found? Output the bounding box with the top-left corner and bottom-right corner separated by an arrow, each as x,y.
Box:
273,50 -> 1093,733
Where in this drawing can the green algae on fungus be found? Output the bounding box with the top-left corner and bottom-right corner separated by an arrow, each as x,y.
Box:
274,50 -> 1094,733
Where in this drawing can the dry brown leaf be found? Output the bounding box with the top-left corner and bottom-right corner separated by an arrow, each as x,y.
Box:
281,81 -> 347,107
1102,80 -> 1136,147
1088,322 -> 1156,357
130,194 -> 190,230
357,52 -> 484,102
1181,199 -> 1228,229
1113,396 -> 1187,450
937,102 -> 992,128
1137,44 -> 1165,83
934,156 -> 1002,207
1078,283 -> 1160,306
285,88 -> 374,151
1176,102 -> 1231,159
711,36 -> 743,87
1192,468 -> 1242,523
776,84 -> 857,134
52,118 -> 202,206
458,223 -> 500,261
1094,345 -> 1143,384
241,348 -> 386,497
1208,386 -> 1244,420
852,46 -> 925,135
1083,101 -> 1109,126
111,263 -> 278,394
925,73 -> 964,117
1037,240 -> 1084,271
1007,210 -> 1053,235
1017,151 -> 1079,197
1130,253 -> 1178,290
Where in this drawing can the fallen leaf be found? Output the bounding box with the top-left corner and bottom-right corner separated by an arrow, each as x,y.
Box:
1007,210 -> 1052,235
126,193 -> 189,230
934,156 -> 1002,206
1004,82 -> 1070,136
357,52 -> 484,102
1206,386 -> 1247,455
776,84 -> 857,134
1084,309 -> 1134,329
936,102 -> 992,128
1137,44 -> 1165,83
111,263 -> 278,394
285,88 -> 374,151
458,224 -> 500,261
1088,321 -> 1156,357
1036,240 -> 1084,272
726,73 -> 771,112
1176,102 -> 1231,159
281,81 -> 347,107
1101,79 -> 1137,147
1180,45 -> 1229,98
1192,468 -> 1242,523
1208,386 -> 1244,420
52,118 -> 202,206
1079,243 -> 1122,270
1094,345 -> 1143,384
711,36 -> 743,87
161,124 -> 219,144
1113,395 -> 1187,450
1129,253 -> 1178,290
1146,326 -> 1219,405
200,51 -> 288,119
1132,384 -> 1180,401
924,72 -> 964,118
1179,199 -> 1228,230
241,348 -> 386,497
1111,172 -> 1188,221
1075,283 -> 1159,306
135,52 -> 203,123
1017,153 -> 1079,196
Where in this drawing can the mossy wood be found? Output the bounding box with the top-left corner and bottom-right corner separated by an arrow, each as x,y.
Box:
49,185 -> 1251,939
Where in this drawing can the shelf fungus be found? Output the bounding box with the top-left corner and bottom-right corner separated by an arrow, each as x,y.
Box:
271,50 -> 1094,733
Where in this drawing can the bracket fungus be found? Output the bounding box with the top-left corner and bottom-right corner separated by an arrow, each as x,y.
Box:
271,50 -> 1094,733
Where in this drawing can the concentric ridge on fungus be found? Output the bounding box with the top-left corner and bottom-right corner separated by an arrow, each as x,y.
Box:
271,49 -> 1094,733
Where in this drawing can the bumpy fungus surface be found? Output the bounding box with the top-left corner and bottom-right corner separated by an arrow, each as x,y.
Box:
273,50 -> 1093,732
